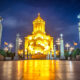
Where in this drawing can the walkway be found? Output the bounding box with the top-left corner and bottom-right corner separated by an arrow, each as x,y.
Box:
0,60 -> 80,80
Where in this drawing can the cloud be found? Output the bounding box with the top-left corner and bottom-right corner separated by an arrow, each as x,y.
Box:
63,24 -> 78,35
3,17 -> 17,28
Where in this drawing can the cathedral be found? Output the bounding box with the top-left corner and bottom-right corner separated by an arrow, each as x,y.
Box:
24,13 -> 54,57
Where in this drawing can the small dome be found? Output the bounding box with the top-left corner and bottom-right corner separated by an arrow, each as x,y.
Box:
33,13 -> 45,23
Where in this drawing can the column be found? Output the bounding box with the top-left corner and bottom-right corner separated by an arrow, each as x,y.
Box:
77,14 -> 80,43
0,17 -> 3,48
54,45 -> 56,59
46,53 -> 50,60
50,51 -> 53,59
60,34 -> 65,59
23,38 -> 25,59
14,33 -> 20,60
79,24 -> 80,43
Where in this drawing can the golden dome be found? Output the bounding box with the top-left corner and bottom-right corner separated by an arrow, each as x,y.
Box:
33,13 -> 45,23
32,13 -> 46,34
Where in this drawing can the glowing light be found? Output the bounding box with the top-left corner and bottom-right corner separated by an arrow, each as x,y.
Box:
18,50 -> 23,55
28,46 -> 33,51
19,38 -> 22,43
65,43 -> 70,51
46,36 -> 50,40
8,43 -> 13,48
44,46 -> 49,51
19,38 -> 22,46
78,22 -> 80,26
4,47 -> 8,52
25,49 -> 27,52
77,14 -> 80,19
70,47 -> 74,51
32,13 -> 45,34
65,43 -> 70,48
4,42 -> 8,45
28,36 -> 32,40
25,13 -> 54,54
8,43 -> 13,52
56,38 -> 60,45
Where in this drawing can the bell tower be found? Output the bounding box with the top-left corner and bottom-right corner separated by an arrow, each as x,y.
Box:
32,13 -> 45,34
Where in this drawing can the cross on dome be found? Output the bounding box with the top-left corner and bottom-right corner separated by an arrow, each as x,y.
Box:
33,13 -> 45,23
38,13 -> 40,17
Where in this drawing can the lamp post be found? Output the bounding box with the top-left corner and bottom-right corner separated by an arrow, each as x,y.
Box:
4,47 -> 8,52
8,43 -> 13,52
70,47 -> 74,51
69,47 -> 74,55
65,43 -> 70,51
54,45 -> 56,59
60,34 -> 65,59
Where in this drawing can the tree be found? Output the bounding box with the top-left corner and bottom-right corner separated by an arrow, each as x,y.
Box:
0,49 -> 6,57
72,48 -> 80,58
64,51 -> 69,59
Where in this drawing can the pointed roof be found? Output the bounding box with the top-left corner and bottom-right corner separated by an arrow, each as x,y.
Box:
33,13 -> 45,23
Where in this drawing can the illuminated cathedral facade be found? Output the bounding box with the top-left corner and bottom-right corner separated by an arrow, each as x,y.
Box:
24,13 -> 54,56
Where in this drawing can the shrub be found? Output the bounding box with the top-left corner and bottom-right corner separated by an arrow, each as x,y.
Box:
0,49 -> 6,57
71,48 -> 80,58
64,51 -> 70,59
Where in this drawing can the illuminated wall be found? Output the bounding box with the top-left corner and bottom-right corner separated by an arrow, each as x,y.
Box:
24,13 -> 54,55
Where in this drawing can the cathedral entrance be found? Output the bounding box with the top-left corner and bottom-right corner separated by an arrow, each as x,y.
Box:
25,53 -> 54,60
31,54 -> 47,59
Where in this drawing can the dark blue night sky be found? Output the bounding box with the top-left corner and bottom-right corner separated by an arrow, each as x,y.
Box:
0,0 -> 80,51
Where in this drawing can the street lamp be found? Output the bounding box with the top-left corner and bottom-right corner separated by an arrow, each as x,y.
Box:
65,43 -> 70,51
70,47 -> 74,51
8,43 -> 13,52
69,47 -> 74,55
4,47 -> 8,52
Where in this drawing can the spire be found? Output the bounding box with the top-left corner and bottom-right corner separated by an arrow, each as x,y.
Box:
33,13 -> 45,22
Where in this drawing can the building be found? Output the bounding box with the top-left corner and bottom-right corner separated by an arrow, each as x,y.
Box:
24,13 -> 54,57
